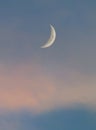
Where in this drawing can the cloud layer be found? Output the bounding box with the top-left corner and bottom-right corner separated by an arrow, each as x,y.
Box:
0,62 -> 96,113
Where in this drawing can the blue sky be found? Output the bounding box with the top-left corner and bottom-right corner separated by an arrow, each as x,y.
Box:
0,106 -> 96,130
0,0 -> 96,129
0,0 -> 96,73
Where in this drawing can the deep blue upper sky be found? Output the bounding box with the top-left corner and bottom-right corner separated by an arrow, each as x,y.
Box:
0,0 -> 96,74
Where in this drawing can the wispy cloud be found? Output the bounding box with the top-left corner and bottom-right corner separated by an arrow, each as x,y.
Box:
0,62 -> 96,113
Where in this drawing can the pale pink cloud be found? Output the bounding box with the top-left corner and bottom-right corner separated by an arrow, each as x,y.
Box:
0,62 -> 96,113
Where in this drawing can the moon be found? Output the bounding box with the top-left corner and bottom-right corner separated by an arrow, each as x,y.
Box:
41,24 -> 56,48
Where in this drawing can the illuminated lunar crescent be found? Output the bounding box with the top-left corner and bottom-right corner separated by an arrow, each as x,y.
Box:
41,24 -> 56,48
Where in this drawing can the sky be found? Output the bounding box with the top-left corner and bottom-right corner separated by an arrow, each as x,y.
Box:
0,0 -> 96,129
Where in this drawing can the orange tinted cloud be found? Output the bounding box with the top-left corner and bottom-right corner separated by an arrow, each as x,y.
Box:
0,62 -> 96,113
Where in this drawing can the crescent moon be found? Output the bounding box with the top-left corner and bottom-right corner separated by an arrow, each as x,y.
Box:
41,24 -> 56,48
